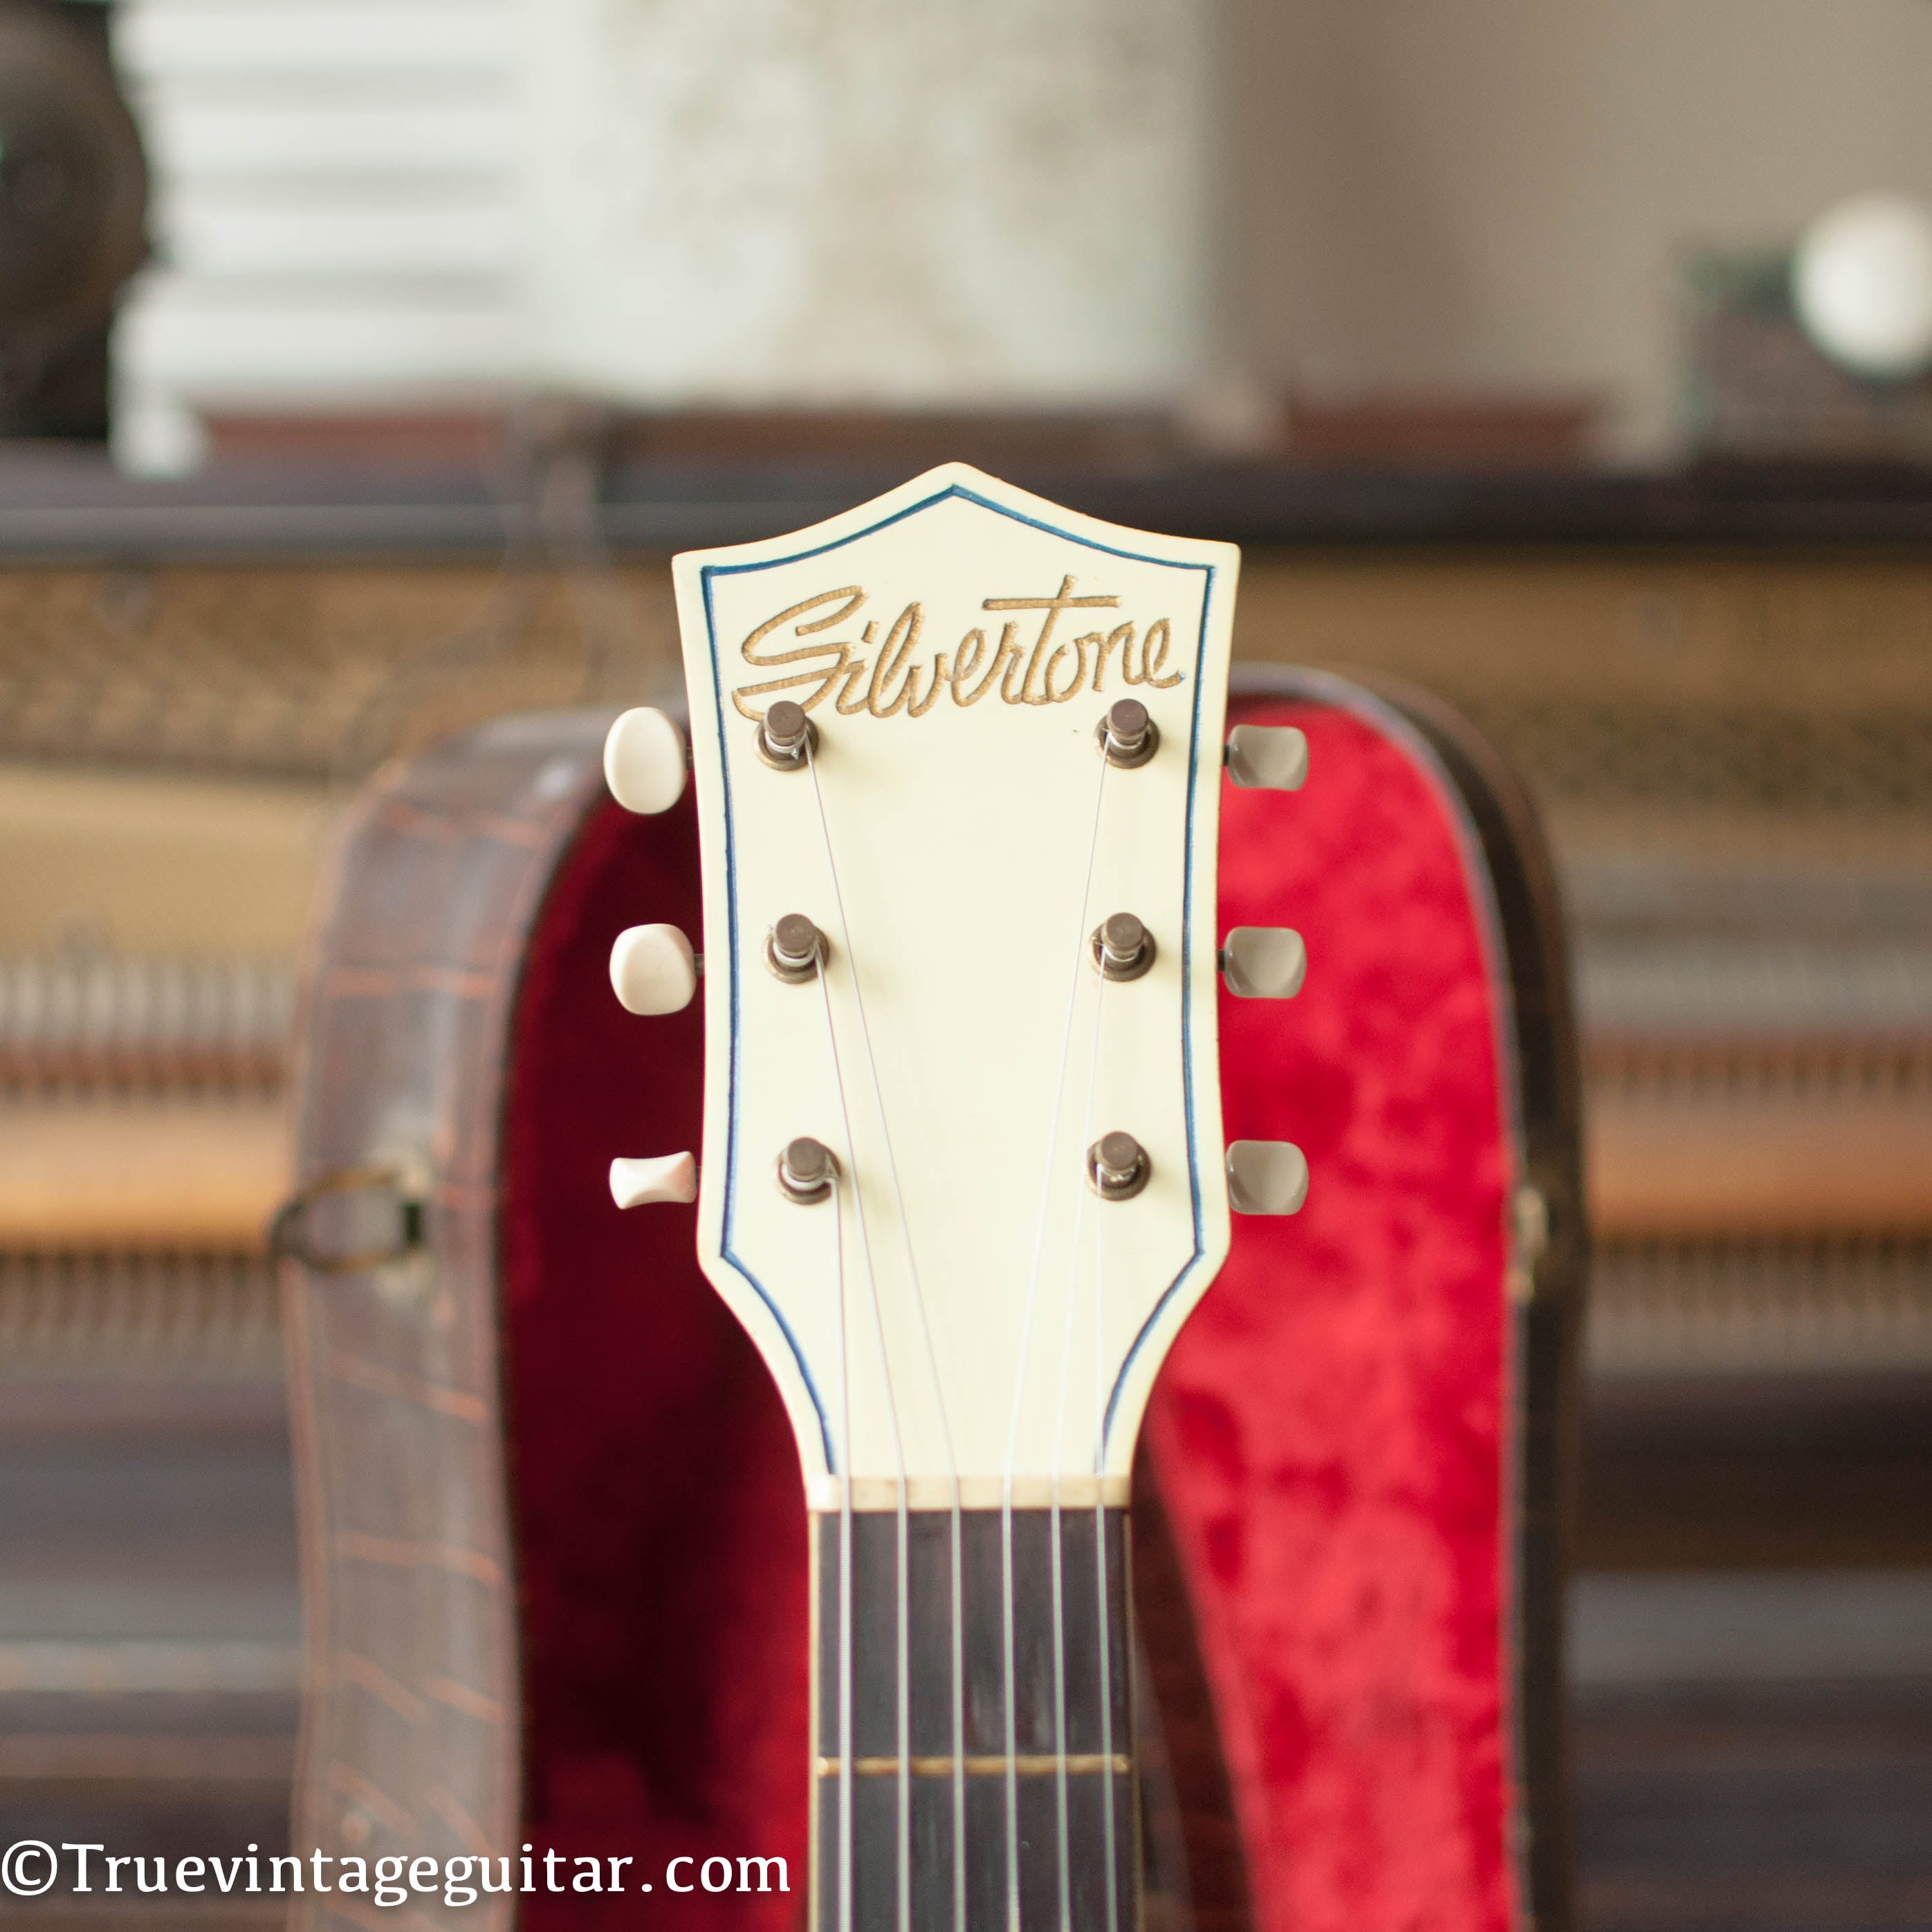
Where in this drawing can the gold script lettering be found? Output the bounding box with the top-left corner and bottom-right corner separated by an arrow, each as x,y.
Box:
1142,617 -> 1183,690
1093,623 -> 1132,692
908,651 -> 948,716
951,629 -> 997,706
1045,638 -> 1087,703
982,577 -> 1119,708
730,587 -> 865,718
865,604 -> 928,718
997,625 -> 1031,706
833,657 -> 873,714
730,580 -> 1186,720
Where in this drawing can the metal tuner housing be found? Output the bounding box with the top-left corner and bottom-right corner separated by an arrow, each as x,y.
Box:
1097,697 -> 1159,769
766,912 -> 826,983
1091,911 -> 1156,982
756,699 -> 818,771
1087,1130 -> 1150,1201
777,1135 -> 838,1204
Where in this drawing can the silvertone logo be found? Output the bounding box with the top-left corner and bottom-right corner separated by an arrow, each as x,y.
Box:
729,577 -> 1186,721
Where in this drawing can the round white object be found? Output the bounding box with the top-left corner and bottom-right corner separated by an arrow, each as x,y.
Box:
1792,193 -> 1932,382
602,706 -> 688,816
609,922 -> 698,1016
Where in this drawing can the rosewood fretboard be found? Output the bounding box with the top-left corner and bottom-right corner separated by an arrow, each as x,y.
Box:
813,1505 -> 1137,1932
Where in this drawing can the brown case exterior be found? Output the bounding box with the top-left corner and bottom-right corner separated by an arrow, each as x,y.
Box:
282,712 -> 616,1930
1366,679 -> 1585,1932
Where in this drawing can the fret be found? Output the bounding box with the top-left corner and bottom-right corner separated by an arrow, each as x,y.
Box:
812,1506 -> 1135,1932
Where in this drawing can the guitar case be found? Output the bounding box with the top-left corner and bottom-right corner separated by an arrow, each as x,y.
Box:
279,669 -> 1582,1932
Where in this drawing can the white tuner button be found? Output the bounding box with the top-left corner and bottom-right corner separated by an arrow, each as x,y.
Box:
1221,927 -> 1307,1000
1227,1141 -> 1309,1215
609,922 -> 698,1015
603,707 -> 688,815
609,1152 -> 697,1209
1226,724 -> 1309,792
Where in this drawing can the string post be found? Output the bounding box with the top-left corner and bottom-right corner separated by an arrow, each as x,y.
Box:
1089,911 -> 1154,983
757,698 -> 817,770
1097,697 -> 1158,769
767,912 -> 827,982
1086,1132 -> 1150,1202
777,1135 -> 838,1204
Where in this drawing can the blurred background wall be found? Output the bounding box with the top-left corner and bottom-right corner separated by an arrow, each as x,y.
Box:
111,0 -> 1218,471
1226,0 -> 1932,454
102,0 -> 1932,468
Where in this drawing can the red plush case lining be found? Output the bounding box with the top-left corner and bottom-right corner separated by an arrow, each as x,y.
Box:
501,690 -> 1519,1932
1149,694 -> 1516,1932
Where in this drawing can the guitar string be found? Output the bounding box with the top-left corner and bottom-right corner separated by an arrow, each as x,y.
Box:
1078,811 -> 1130,1932
815,953 -> 910,1932
1000,744 -> 1112,1932
1051,877 -> 1128,1932
807,746 -> 966,1932
948,1483 -> 966,1932
830,1123 -> 856,1932
1089,1110 -> 1122,1932
1046,955 -> 1110,1932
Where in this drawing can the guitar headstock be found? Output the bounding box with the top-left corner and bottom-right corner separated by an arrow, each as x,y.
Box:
604,465 -> 1308,1507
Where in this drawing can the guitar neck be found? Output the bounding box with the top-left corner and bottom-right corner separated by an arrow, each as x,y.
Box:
616,466 -> 1276,1927
811,1502 -> 1138,1932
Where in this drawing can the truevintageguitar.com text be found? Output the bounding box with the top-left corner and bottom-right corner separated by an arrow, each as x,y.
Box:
3,1841 -> 789,1904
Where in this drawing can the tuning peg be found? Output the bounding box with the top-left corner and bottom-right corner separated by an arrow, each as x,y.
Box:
1220,927 -> 1306,1000
609,1152 -> 698,1208
1226,1141 -> 1309,1215
609,923 -> 698,1015
604,707 -> 688,815
1225,724 -> 1309,791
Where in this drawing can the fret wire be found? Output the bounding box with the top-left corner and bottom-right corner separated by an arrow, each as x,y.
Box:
1002,746 -> 1112,1932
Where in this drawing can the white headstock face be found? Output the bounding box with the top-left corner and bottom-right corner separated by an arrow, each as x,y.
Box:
659,466 -> 1246,1505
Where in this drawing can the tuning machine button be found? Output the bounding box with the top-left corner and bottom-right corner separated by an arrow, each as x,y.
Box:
756,699 -> 818,771
777,1137 -> 838,1204
1090,912 -> 1155,982
1225,724 -> 1309,791
1220,927 -> 1306,999
1097,698 -> 1159,769
1226,1141 -> 1309,1215
609,1152 -> 698,1208
609,923 -> 699,1015
1087,1131 -> 1150,1201
604,707 -> 688,815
